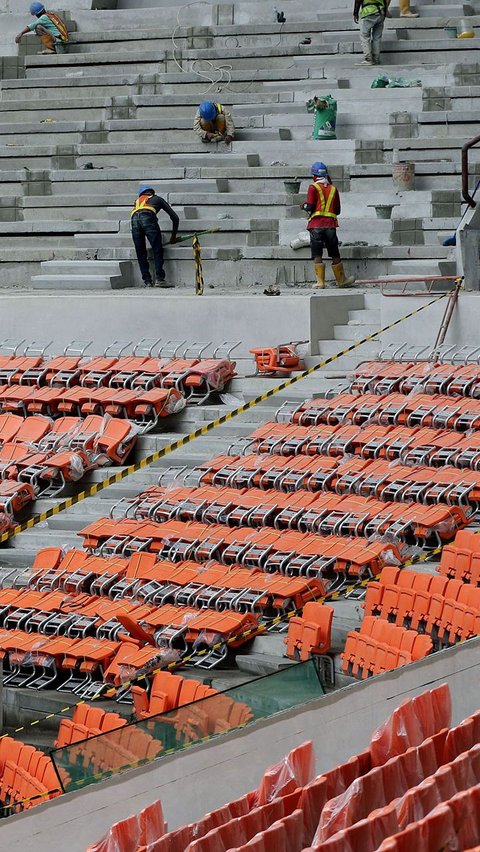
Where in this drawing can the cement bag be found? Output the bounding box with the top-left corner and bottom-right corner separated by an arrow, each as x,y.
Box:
307,95 -> 337,140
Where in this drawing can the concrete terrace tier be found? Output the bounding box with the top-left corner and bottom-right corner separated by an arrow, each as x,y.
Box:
0,0 -> 475,288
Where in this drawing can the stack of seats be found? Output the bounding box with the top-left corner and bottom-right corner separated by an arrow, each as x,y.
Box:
0,736 -> 61,816
4,355 -> 480,699
131,669 -> 219,720
0,336 -> 237,537
285,603 -> 334,662
88,683 -> 480,852
53,703 -> 162,786
49,677 -> 253,788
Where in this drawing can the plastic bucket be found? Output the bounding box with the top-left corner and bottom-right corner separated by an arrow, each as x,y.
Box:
457,19 -> 475,38
284,180 -> 301,194
392,161 -> 415,191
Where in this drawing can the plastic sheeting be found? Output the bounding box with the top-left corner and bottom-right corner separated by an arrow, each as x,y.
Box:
254,740 -> 315,808
370,683 -> 452,768
87,801 -> 165,852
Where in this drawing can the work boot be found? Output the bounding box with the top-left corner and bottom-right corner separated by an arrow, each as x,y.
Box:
332,261 -> 355,288
156,279 -> 175,289
313,262 -> 326,289
400,10 -> 419,16
143,279 -> 153,287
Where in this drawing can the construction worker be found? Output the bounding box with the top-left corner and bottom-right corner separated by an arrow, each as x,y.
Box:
15,3 -> 69,55
302,162 -> 355,289
398,0 -> 419,16
353,0 -> 390,65
193,101 -> 235,144
131,185 -> 179,288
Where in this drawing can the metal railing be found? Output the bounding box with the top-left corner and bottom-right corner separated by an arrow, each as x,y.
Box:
462,133 -> 480,209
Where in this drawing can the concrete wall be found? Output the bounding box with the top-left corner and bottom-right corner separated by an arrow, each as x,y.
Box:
3,639 -> 480,852
0,292 -> 358,357
380,291 -> 480,353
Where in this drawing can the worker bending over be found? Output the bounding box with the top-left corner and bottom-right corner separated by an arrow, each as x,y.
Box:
303,162 -> 355,289
194,101 -> 235,144
16,3 -> 69,55
131,185 -> 179,288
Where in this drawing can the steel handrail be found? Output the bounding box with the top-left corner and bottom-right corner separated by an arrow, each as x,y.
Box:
462,133 -> 480,208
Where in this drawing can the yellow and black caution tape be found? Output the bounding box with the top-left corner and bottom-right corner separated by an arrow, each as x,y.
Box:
193,233 -> 204,296
0,291 -> 449,547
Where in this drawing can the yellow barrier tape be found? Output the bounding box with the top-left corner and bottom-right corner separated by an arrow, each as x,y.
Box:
0,290 -> 448,546
193,234 -> 204,296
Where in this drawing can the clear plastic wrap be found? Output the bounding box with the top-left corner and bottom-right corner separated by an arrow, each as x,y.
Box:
255,740 -> 315,807
68,452 -> 87,481
370,684 -> 452,768
0,512 -> 14,534
86,814 -> 140,852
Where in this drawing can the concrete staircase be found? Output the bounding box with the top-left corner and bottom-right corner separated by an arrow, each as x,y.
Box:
317,291 -> 382,370
31,259 -> 133,290
0,0 -> 475,289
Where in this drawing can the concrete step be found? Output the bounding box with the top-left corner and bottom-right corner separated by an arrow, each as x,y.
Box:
30,274 -> 130,290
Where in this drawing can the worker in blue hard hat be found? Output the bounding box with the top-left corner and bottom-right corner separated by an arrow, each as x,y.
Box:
131,185 -> 179,288
16,3 -> 69,55
193,101 -> 235,144
302,162 -> 355,289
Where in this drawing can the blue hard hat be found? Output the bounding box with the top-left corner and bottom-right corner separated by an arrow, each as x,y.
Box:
199,101 -> 217,121
138,185 -> 154,195
30,2 -> 45,15
311,161 -> 328,177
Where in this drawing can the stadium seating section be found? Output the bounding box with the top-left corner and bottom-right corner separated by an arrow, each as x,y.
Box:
88,683 -> 480,852
0,339 -> 238,534
2,355 -> 480,700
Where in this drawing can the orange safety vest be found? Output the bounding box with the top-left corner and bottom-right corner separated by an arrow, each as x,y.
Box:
308,182 -> 338,223
45,11 -> 69,42
131,194 -> 157,217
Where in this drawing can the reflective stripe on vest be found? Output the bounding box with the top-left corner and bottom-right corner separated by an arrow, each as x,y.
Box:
215,103 -> 224,115
131,195 -> 157,217
308,183 -> 337,222
46,11 -> 69,41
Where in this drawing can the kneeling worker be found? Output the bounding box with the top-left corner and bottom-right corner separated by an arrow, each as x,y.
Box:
16,3 -> 69,55
131,185 -> 179,288
302,161 -> 355,289
194,101 -> 235,144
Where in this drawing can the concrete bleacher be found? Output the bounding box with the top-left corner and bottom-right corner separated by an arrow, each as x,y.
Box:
0,0 -> 477,289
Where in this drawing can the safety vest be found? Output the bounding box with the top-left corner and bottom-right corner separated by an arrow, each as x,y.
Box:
131,195 -> 156,217
215,103 -> 224,116
361,0 -> 386,17
46,11 -> 69,42
308,182 -> 338,223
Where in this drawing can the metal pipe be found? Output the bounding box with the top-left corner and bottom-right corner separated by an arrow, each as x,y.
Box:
462,134 -> 480,208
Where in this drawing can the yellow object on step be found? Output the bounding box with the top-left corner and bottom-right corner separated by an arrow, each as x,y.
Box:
313,261 -> 326,289
457,19 -> 475,37
332,261 -> 355,288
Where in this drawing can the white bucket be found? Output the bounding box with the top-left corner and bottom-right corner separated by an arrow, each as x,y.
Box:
392,161 -> 415,191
